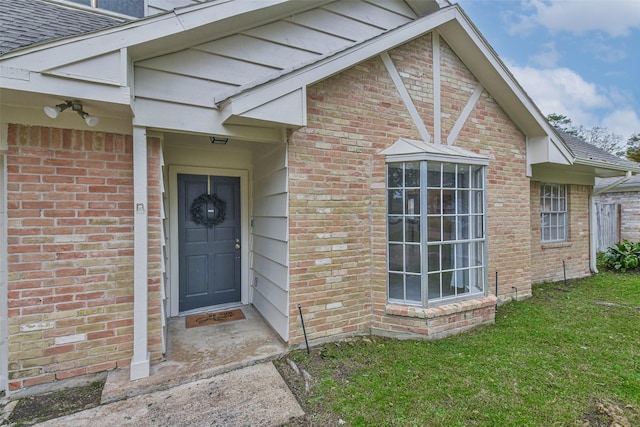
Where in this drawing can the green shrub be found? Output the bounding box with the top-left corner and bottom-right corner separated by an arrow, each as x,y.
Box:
600,240 -> 640,272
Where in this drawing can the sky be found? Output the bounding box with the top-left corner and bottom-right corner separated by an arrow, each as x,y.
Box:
455,0 -> 640,144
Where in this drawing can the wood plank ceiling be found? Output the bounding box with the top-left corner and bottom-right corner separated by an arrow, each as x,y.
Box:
135,0 -> 420,108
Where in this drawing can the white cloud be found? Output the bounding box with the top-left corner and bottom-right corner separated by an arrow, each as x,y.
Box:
508,63 -> 640,141
530,41 -> 560,67
510,0 -> 640,37
601,109 -> 640,142
509,64 -> 610,123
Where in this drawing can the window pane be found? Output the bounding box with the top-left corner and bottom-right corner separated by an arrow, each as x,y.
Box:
457,190 -> 469,214
388,216 -> 403,241
389,273 -> 404,300
406,189 -> 420,215
405,217 -> 420,242
471,166 -> 483,189
388,190 -> 403,214
442,164 -> 456,187
456,270 -> 470,293
456,243 -> 469,268
405,245 -> 421,273
441,244 -> 454,270
427,190 -> 441,214
389,244 -> 403,271
473,215 -> 484,238
442,271 -> 455,296
458,216 -> 469,240
406,275 -> 421,302
388,163 -> 403,187
458,165 -> 470,188
428,217 -> 441,241
428,273 -> 441,299
472,241 -> 484,266
442,190 -> 455,214
442,217 -> 456,241
470,267 -> 484,293
428,245 -> 440,271
405,162 -> 420,187
427,162 -> 441,187
473,191 -> 483,213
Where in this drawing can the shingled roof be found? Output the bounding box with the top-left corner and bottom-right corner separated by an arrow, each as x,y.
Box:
556,129 -> 640,171
0,0 -> 127,55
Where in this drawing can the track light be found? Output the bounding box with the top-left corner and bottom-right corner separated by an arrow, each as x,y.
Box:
43,101 -> 99,127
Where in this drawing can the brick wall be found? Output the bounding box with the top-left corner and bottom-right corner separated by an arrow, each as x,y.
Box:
596,192 -> 640,243
6,124 -> 163,391
288,34 -> 531,343
530,182 -> 592,283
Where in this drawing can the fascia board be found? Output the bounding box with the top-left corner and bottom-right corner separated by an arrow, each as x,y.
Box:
574,158 -> 640,175
219,6 -> 458,120
0,0 -> 304,71
133,98 -> 284,143
0,71 -> 131,106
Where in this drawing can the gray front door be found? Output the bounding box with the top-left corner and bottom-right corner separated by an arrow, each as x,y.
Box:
178,174 -> 241,312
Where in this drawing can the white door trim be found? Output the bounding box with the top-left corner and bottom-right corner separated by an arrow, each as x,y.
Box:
0,133 -> 8,393
168,166 -> 250,317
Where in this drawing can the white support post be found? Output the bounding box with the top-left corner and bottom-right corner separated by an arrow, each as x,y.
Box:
0,124 -> 8,393
130,126 -> 150,380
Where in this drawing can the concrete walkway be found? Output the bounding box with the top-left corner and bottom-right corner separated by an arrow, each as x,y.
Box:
35,362 -> 304,427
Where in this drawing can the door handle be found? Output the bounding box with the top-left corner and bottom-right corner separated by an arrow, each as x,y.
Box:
235,239 -> 240,250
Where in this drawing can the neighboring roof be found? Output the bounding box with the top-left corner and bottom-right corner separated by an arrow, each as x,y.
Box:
595,174 -> 640,193
0,0 -> 127,55
556,130 -> 640,173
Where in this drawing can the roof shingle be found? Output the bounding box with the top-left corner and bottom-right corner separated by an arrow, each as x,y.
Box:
0,0 -> 126,55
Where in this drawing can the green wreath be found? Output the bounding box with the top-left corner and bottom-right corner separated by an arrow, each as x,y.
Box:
190,193 -> 226,228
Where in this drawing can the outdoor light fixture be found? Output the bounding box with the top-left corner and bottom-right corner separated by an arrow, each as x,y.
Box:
44,101 -> 99,127
210,136 -> 229,144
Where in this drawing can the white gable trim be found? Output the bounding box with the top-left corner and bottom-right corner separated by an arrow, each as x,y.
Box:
447,83 -> 483,146
380,52 -> 432,144
433,32 -> 441,144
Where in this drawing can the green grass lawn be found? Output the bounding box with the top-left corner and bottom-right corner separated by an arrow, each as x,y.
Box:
278,273 -> 640,426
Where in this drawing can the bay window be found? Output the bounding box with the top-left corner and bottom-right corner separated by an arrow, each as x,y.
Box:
387,156 -> 487,306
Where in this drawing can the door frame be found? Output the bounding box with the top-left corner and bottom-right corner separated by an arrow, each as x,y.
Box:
169,165 -> 250,317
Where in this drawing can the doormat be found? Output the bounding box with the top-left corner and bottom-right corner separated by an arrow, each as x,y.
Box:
185,309 -> 245,328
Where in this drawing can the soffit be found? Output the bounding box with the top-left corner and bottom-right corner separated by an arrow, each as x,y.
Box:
133,0 -> 423,109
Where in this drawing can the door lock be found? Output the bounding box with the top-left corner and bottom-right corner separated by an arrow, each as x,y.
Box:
235,238 -> 241,250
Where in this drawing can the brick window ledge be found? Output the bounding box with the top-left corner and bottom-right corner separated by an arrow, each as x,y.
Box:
541,241 -> 573,250
385,295 -> 497,320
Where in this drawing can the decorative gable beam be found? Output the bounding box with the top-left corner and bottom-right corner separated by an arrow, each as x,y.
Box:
380,52 -> 432,144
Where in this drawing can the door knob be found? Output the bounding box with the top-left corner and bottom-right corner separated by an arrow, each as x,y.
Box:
235,239 -> 240,250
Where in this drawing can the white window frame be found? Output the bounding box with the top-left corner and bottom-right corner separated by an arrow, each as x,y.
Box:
385,158 -> 488,306
540,183 -> 568,243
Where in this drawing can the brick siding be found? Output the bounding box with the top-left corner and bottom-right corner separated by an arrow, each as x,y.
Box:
530,182 -> 592,283
288,34 -> 532,344
6,124 -> 163,391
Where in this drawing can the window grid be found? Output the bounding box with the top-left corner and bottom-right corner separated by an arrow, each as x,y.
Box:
387,161 -> 486,306
540,183 -> 567,243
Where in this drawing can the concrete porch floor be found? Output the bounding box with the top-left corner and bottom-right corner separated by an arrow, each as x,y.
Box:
101,305 -> 289,404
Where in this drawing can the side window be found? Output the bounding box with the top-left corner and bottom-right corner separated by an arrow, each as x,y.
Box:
540,183 -> 567,243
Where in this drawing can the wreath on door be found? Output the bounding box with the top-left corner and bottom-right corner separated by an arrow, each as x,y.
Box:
190,193 -> 226,228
